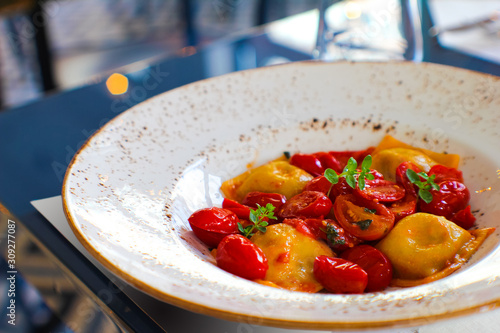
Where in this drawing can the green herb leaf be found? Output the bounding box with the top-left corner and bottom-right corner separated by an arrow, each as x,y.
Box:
324,155 -> 374,191
406,169 -> 421,183
345,157 -> 357,173
358,175 -> 366,190
346,174 -> 356,189
364,208 -> 377,214
361,154 -> 372,171
406,169 -> 440,204
240,203 -> 276,238
325,224 -> 346,246
324,168 -> 339,185
419,189 -> 433,204
355,219 -> 372,230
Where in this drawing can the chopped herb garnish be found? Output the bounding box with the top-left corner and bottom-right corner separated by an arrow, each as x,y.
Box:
364,208 -> 377,214
355,219 -> 372,230
406,169 -> 440,204
283,151 -> 291,159
324,155 -> 375,193
238,203 -> 276,238
325,223 -> 346,247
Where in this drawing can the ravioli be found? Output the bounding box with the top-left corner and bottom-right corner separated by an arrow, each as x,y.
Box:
371,148 -> 437,181
370,135 -> 460,181
220,160 -> 313,202
251,223 -> 334,292
376,213 -> 493,286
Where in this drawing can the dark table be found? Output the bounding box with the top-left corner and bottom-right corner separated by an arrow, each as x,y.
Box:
1,2 -> 500,332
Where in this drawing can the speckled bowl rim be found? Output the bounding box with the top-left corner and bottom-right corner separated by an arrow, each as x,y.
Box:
62,60 -> 500,330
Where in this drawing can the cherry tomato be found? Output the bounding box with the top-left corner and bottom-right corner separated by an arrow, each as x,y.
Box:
428,164 -> 464,183
313,256 -> 368,294
216,234 -> 268,280
354,179 -> 405,202
304,176 -> 351,201
242,192 -> 286,211
328,147 -> 375,170
333,194 -> 395,241
314,152 -> 343,173
222,198 -> 251,220
289,153 -> 324,176
304,175 -> 331,195
395,161 -> 421,195
450,205 -> 476,229
323,220 -> 362,252
419,180 -> 470,219
283,218 -> 324,240
387,193 -> 417,222
340,245 -> 393,292
188,207 -> 240,248
279,191 -> 333,219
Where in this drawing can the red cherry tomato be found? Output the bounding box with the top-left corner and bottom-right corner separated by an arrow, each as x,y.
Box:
450,205 -> 476,229
323,220 -> 362,252
314,152 -> 343,173
419,180 -> 470,219
340,245 -> 393,292
387,193 -> 417,222
428,165 -> 464,183
304,175 -> 352,202
216,234 -> 268,280
313,256 -> 368,294
241,192 -> 286,211
279,191 -> 333,219
304,175 -> 331,195
289,153 -> 324,176
354,179 -> 405,202
328,147 -> 375,170
395,162 -> 421,195
188,207 -> 240,248
333,194 -> 395,241
283,218 -> 325,240
222,198 -> 251,220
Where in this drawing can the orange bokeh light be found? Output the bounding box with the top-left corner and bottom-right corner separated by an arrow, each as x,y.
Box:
106,73 -> 129,95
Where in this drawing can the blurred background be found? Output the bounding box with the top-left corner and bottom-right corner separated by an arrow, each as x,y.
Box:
0,0 -> 320,110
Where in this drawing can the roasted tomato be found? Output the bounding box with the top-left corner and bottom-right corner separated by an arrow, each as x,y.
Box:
283,218 -> 325,240
323,220 -> 362,252
450,205 -> 476,229
289,153 -> 325,176
340,245 -> 393,292
290,152 -> 343,176
314,152 -> 343,173
354,179 -> 405,202
279,191 -> 332,219
313,256 -> 368,294
333,194 -> 395,241
222,198 -> 251,220
216,234 -> 268,280
242,192 -> 286,211
395,162 -> 421,195
304,175 -> 331,195
387,193 -> 417,222
428,164 -> 464,183
188,207 -> 240,248
328,147 -> 375,170
419,180 -> 470,219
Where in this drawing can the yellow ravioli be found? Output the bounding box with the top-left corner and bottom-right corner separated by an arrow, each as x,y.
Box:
251,224 -> 334,293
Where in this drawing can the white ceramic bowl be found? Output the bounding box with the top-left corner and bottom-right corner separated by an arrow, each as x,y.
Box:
63,61 -> 500,330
